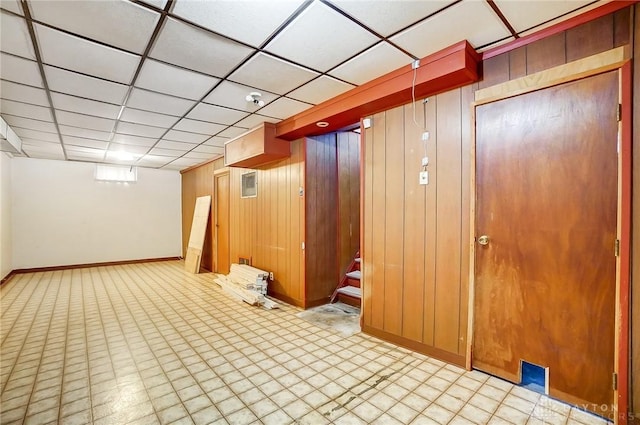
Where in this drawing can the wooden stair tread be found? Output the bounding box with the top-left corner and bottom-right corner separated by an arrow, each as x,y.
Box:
346,270 -> 361,280
337,286 -> 362,298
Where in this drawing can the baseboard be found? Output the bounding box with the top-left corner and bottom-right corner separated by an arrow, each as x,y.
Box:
0,270 -> 17,286
361,324 -> 467,368
7,257 -> 181,278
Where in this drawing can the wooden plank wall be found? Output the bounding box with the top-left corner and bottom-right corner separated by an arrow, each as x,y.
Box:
337,131 -> 361,278
362,90 -> 471,366
180,158 -> 225,271
479,8 -> 630,90
632,3 -> 639,420
362,7 -> 633,369
305,135 -> 339,307
228,140 -> 306,307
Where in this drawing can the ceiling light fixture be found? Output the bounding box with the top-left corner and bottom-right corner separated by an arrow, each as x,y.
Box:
316,121 -> 329,128
245,92 -> 265,107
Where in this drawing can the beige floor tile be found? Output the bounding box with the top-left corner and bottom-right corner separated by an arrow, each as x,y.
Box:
0,262 -> 611,425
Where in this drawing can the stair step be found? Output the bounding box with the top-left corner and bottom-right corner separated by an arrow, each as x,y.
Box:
354,258 -> 361,263
337,286 -> 362,299
346,270 -> 361,280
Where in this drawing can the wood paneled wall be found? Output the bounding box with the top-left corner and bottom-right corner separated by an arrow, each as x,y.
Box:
361,7 -> 634,370
479,8 -> 630,90
181,158 -> 225,271
632,3 -> 639,419
305,135 -> 339,307
337,132 -> 361,278
362,88 -> 472,366
228,140 -> 305,306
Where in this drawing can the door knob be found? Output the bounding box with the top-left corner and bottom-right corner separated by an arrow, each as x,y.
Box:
477,235 -> 490,246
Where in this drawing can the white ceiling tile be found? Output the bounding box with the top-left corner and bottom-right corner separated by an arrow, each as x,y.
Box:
1,99 -> 52,121
56,110 -> 115,132
136,154 -> 173,167
63,136 -> 109,150
0,80 -> 49,107
120,108 -> 180,128
2,115 -> 57,133
288,75 -> 355,105
203,81 -> 279,112
59,125 -> 112,141
127,88 -> 196,117
183,151 -> 214,160
34,24 -> 140,84
229,52 -> 319,95
163,129 -> 209,144
51,93 -> 121,120
65,145 -> 105,155
135,59 -> 219,100
216,126 -> 247,139
173,118 -> 226,135
116,121 -> 167,138
30,1 -> 159,54
171,0 -> 305,47
139,0 -> 167,9
155,140 -> 196,151
149,147 -> 186,156
163,157 -> 202,168
265,2 -> 378,72
329,41 -> 413,86
330,0 -> 454,37
22,142 -> 64,154
203,136 -> 228,147
234,114 -> 279,130
1,10 -> 35,59
13,128 -> 59,143
67,150 -> 105,161
186,103 -> 248,125
113,133 -> 158,147
150,17 -> 254,77
257,97 -> 311,120
44,65 -> 129,105
108,143 -> 150,155
0,53 -> 43,87
391,0 -> 511,58
193,144 -> 224,154
1,0 -> 22,15
495,0 -> 593,34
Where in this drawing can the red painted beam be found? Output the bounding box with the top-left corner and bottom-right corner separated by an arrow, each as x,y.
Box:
276,40 -> 480,141
482,1 -> 638,60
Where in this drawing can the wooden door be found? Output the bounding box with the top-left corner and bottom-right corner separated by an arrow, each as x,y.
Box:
473,71 -> 618,415
214,172 -> 230,274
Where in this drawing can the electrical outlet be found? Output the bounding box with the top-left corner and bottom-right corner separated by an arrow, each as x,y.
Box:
419,171 -> 429,185
269,272 -> 274,280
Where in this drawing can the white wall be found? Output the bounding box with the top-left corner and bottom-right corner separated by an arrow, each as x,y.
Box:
0,153 -> 12,279
12,158 -> 182,269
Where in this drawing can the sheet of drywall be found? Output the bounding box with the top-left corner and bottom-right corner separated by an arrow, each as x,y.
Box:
185,195 -> 210,273
11,158 -> 182,269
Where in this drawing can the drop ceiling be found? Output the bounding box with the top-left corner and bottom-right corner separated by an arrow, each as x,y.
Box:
0,0 -> 608,171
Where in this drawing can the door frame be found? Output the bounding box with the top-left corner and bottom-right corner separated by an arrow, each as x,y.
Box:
467,46 -> 632,424
213,167 -> 230,274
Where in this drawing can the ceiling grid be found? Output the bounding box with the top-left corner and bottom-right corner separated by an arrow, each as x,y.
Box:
0,0 -> 606,170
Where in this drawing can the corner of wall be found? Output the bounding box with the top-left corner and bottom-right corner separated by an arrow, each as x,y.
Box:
0,152 -> 13,280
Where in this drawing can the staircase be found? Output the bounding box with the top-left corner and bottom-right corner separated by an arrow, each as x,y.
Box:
331,252 -> 361,308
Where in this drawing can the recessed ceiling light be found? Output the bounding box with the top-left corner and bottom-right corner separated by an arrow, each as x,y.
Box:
316,121 -> 329,128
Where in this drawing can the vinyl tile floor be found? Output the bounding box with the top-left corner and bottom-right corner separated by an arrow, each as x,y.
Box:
0,261 -> 611,425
